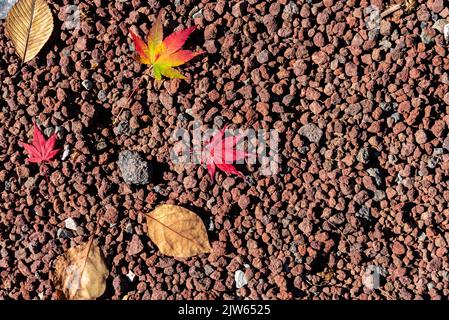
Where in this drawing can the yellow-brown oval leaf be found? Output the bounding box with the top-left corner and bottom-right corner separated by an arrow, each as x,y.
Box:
6,0 -> 53,63
53,238 -> 109,300
146,204 -> 212,258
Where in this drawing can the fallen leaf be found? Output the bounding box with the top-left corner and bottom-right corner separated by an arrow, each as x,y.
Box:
432,19 -> 449,34
317,267 -> 335,283
146,204 -> 211,258
6,0 -> 54,63
70,149 -> 83,163
192,125 -> 255,182
432,19 -> 449,41
53,238 -> 109,300
129,10 -> 204,81
19,122 -> 61,164
403,0 -> 417,13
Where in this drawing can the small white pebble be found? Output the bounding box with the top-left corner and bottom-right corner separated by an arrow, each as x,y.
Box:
235,270 -> 248,289
61,145 -> 70,160
126,270 -> 136,282
64,217 -> 77,231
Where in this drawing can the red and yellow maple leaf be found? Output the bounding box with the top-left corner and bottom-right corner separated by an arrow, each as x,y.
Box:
20,122 -> 61,164
129,11 -> 204,81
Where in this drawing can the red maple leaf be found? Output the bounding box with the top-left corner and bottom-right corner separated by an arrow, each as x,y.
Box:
194,126 -> 255,182
20,122 -> 61,164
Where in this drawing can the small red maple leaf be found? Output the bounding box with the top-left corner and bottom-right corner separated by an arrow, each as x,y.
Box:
20,122 -> 61,164
194,126 -> 255,182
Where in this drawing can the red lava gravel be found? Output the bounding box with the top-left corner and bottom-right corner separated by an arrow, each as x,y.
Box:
1,0 -> 449,300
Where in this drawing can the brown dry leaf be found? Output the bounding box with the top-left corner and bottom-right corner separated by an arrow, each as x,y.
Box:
146,204 -> 212,258
381,0 -> 417,18
53,238 -> 109,300
403,0 -> 417,13
432,19 -> 449,33
317,268 -> 335,283
6,0 -> 53,63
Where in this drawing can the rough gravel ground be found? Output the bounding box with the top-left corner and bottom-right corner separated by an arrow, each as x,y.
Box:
1,0 -> 449,300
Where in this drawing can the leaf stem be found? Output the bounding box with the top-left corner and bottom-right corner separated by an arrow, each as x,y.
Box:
112,75 -> 145,126
22,0 -> 38,63
71,235 -> 95,300
43,164 -> 49,185
380,3 -> 402,18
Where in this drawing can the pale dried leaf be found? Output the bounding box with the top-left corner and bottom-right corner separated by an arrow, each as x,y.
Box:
146,204 -> 212,258
6,0 -> 53,63
53,239 -> 109,300
432,19 -> 449,34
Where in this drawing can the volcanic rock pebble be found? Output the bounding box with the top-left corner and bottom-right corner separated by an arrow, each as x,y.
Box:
117,150 -> 151,185
298,123 -> 323,144
128,235 -> 144,256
